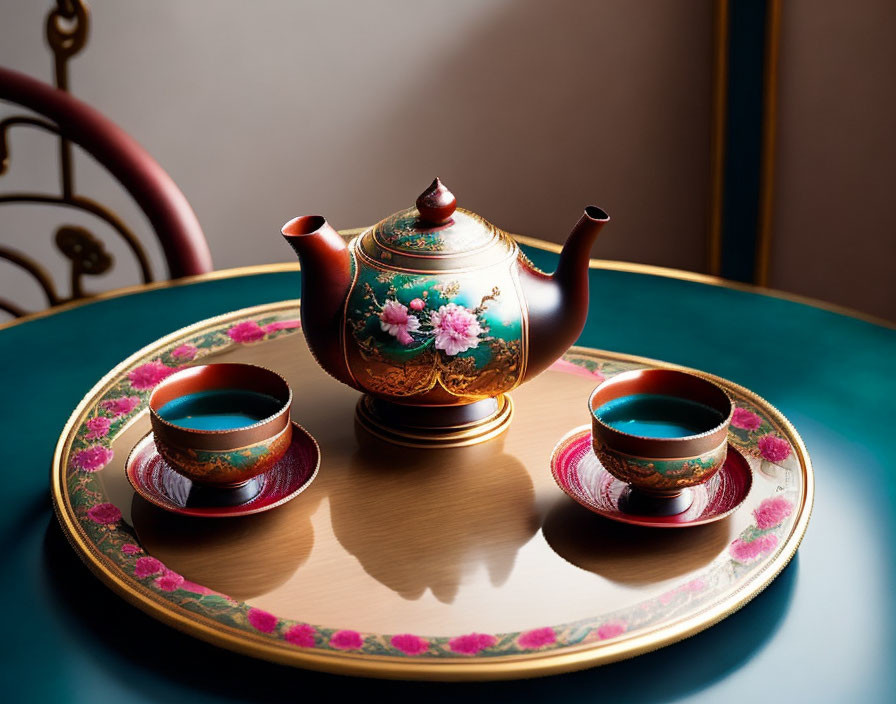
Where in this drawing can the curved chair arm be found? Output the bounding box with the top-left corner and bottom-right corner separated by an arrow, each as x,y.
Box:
0,65 -> 213,277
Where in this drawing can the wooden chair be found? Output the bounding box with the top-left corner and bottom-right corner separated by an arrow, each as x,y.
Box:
0,1 -> 211,319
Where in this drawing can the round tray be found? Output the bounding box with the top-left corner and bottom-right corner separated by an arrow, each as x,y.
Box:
51,301 -> 813,680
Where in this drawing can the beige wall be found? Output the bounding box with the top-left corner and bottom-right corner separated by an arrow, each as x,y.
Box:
0,0 -> 712,316
771,0 -> 896,321
2,1 -> 891,321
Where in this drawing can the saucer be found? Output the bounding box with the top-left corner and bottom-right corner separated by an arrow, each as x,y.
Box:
126,421 -> 320,517
550,426 -> 752,528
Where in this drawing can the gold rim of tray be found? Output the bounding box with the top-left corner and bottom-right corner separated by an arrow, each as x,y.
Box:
50,300 -> 814,680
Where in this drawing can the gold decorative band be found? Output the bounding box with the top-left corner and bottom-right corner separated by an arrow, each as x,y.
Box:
354,394 -> 514,449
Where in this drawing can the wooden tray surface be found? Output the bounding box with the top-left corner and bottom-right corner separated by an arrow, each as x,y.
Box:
51,301 -> 812,680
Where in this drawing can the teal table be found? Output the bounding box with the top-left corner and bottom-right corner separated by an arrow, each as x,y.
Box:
1,245 -> 893,702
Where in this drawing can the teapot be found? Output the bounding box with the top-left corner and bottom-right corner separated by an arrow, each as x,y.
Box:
282,179 -> 608,447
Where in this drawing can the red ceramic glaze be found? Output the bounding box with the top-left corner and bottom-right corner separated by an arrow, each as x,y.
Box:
415,178 -> 457,224
551,428 -> 752,528
281,179 -> 610,437
588,369 -> 734,498
280,216 -> 355,388
589,369 -> 733,458
520,205 -> 611,378
150,364 -> 292,449
126,422 -> 319,517
149,363 -> 293,487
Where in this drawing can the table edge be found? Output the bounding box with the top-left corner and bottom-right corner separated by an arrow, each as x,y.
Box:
49,301 -> 815,681
3,231 -> 892,334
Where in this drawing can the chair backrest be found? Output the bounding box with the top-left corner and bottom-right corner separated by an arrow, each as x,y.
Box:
0,65 -> 212,318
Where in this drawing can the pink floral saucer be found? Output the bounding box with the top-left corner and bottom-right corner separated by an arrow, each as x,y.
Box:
126,421 -> 320,517
551,427 -> 752,528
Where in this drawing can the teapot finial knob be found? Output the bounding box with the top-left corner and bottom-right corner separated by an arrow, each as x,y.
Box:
416,178 -> 456,225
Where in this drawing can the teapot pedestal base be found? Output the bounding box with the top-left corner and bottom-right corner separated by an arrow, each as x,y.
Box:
355,394 -> 514,448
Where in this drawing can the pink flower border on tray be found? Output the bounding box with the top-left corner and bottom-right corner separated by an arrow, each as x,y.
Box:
63,310 -> 801,660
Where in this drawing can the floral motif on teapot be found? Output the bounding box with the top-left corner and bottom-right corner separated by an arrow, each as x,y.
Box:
343,254 -> 525,402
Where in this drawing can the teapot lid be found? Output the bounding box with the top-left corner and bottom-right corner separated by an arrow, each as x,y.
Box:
358,179 -> 517,271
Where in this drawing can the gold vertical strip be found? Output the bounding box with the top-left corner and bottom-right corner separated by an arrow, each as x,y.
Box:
707,0 -> 730,276
755,0 -> 781,286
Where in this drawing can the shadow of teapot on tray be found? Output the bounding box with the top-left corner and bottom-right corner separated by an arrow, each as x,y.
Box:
326,426 -> 539,603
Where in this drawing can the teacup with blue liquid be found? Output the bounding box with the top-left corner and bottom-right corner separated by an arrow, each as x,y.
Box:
149,363 -> 293,505
589,369 -> 733,515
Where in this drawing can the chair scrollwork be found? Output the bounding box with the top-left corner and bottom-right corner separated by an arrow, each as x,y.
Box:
1,0 -> 159,320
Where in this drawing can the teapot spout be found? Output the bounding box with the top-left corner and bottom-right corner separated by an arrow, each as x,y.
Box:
555,206 -> 610,291
519,206 -> 609,382
281,216 -> 355,387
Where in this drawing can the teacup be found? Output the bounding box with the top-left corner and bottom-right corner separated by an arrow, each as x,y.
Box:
149,363 -> 293,494
589,369 -> 733,515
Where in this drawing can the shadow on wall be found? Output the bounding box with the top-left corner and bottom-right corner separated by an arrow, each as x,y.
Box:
275,0 -> 712,272
0,0 -> 712,314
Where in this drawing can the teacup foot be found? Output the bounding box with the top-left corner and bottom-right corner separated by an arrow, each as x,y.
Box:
185,477 -> 264,508
619,487 -> 694,517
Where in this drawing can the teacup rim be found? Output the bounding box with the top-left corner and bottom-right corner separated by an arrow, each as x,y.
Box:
149,363 -> 293,447
588,368 -> 734,449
